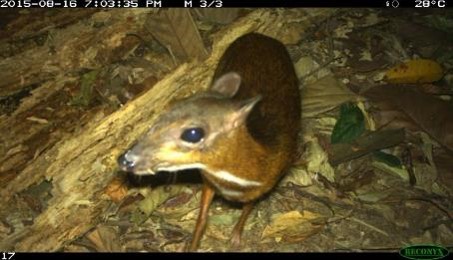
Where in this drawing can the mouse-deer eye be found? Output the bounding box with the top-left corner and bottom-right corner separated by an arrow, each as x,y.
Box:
180,127 -> 205,143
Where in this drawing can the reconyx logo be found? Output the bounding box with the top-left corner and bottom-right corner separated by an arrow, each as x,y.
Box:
400,244 -> 450,260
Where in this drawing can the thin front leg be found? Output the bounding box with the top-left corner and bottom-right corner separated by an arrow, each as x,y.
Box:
188,183 -> 215,251
230,202 -> 254,248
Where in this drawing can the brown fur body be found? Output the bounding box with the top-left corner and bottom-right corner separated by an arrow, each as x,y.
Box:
198,33 -> 301,201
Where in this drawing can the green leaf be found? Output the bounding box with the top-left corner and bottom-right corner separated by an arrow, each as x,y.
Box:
331,103 -> 365,144
130,209 -> 148,225
70,70 -> 100,107
373,151 -> 403,168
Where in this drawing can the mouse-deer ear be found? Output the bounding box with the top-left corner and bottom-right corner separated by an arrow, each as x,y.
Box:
225,95 -> 262,131
211,72 -> 241,98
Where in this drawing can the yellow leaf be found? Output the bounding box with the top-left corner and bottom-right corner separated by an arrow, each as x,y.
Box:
261,210 -> 325,243
385,59 -> 443,84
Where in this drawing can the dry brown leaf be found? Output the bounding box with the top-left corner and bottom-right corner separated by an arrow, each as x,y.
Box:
392,19 -> 450,58
261,210 -> 325,243
385,59 -> 443,84
86,225 -> 122,252
194,8 -> 240,24
413,132 -> 448,196
144,9 -> 208,62
104,177 -> 128,203
364,85 -> 453,152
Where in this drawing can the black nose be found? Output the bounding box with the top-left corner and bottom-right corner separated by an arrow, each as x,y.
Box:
117,151 -> 135,172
